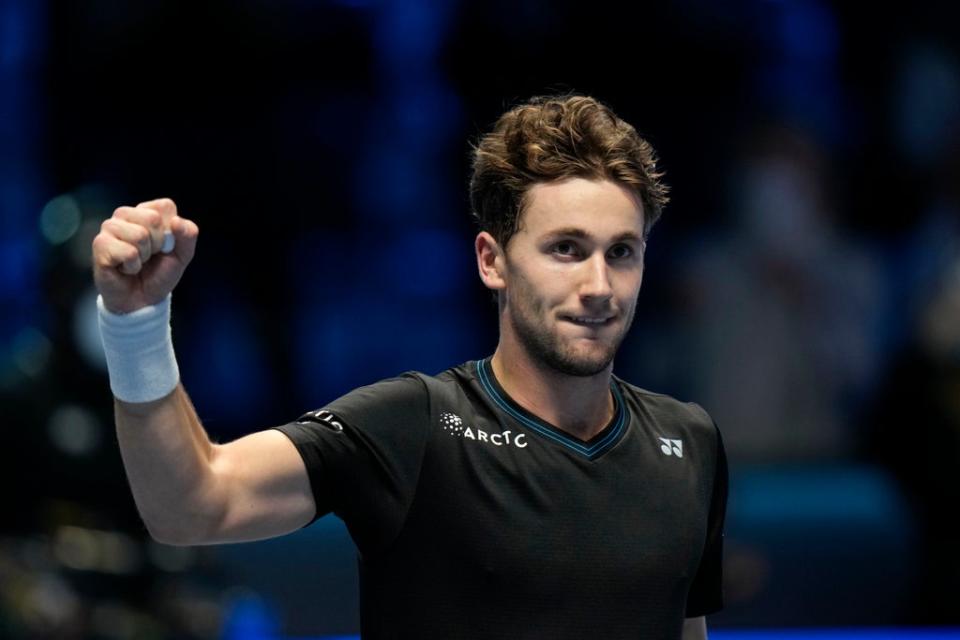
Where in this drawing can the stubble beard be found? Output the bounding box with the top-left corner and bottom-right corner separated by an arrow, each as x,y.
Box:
506,276 -> 635,378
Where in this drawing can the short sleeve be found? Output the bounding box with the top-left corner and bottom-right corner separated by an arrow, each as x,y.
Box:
685,422 -> 728,617
272,373 -> 430,554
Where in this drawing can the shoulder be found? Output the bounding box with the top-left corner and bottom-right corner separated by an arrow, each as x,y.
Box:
320,361 -> 477,422
614,378 -> 719,446
399,360 -> 478,401
297,372 -> 429,434
331,371 -> 429,405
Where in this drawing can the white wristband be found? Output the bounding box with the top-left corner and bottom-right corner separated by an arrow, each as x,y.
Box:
97,294 -> 180,403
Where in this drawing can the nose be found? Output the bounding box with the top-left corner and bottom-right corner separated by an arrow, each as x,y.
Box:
579,252 -> 613,304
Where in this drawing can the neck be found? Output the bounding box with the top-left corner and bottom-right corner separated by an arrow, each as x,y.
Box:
489,339 -> 615,442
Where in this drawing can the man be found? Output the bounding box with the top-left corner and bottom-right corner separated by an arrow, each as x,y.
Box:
92,94 -> 727,639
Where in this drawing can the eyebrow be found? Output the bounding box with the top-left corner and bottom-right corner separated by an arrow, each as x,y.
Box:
541,227 -> 644,244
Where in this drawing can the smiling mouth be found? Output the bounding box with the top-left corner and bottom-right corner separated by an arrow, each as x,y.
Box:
562,315 -> 614,327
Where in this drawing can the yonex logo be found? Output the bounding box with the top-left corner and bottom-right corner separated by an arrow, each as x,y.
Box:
440,412 -> 528,449
658,437 -> 683,457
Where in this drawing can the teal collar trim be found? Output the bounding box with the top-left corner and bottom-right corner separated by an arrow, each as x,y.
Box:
475,357 -> 628,460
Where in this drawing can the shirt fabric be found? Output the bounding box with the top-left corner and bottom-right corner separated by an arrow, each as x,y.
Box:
274,357 -> 727,640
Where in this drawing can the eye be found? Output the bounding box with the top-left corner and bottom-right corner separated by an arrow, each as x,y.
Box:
552,241 -> 579,257
607,243 -> 634,260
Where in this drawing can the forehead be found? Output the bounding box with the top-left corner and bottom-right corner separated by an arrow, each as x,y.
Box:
519,177 -> 645,239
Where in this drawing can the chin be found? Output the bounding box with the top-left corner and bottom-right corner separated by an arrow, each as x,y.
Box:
544,347 -> 615,377
509,307 -> 624,377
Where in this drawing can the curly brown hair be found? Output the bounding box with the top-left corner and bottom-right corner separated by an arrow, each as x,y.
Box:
469,94 -> 670,248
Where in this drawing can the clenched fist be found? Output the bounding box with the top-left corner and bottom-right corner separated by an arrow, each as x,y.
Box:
92,198 -> 199,314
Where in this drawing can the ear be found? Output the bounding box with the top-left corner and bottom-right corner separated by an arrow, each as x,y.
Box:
475,231 -> 507,292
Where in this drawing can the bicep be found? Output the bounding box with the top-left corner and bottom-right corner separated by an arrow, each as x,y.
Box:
204,429 -> 316,544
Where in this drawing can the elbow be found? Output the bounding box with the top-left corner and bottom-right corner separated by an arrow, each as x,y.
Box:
141,507 -> 221,546
137,482 -> 227,546
143,518 -> 205,546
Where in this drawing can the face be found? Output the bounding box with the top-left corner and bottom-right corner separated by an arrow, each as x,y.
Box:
496,177 -> 646,377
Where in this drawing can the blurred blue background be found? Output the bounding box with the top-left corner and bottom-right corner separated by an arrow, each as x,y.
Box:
2,0 -> 960,637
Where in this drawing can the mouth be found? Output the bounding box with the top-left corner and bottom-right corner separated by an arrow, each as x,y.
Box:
561,314 -> 615,327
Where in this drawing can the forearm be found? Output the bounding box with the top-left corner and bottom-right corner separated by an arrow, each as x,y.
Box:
115,383 -> 222,544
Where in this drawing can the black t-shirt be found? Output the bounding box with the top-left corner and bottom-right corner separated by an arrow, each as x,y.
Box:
274,357 -> 727,639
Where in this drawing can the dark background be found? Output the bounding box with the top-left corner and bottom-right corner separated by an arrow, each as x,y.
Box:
3,0 -> 960,637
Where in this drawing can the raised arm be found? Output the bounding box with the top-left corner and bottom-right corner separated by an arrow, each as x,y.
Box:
93,198 -> 315,545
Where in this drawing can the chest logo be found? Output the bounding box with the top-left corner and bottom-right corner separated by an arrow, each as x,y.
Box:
658,437 -> 683,457
440,412 -> 528,449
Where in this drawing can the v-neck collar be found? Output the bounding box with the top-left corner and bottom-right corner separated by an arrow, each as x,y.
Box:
475,357 -> 629,460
